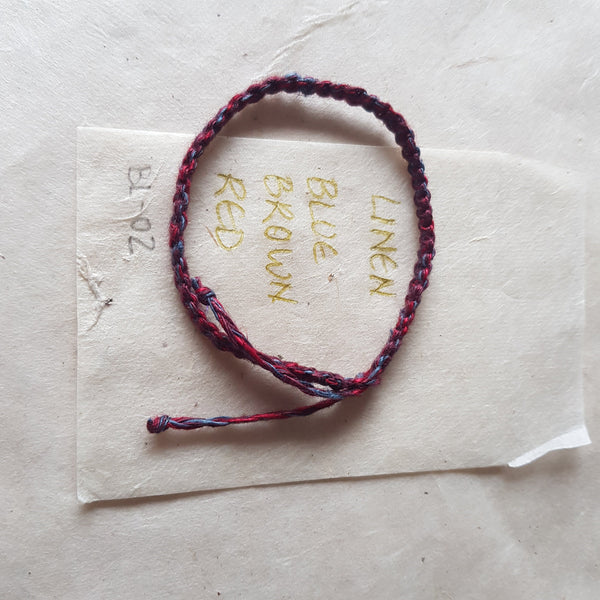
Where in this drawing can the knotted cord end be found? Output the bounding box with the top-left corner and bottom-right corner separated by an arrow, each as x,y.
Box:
147,415 -> 170,434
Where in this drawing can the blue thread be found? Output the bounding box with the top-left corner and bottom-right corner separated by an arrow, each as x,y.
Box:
186,418 -> 228,428
298,76 -> 316,95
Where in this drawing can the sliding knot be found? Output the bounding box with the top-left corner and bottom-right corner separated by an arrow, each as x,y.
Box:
196,287 -> 215,305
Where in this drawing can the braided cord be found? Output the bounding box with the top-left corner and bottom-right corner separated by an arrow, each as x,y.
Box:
147,74 -> 435,433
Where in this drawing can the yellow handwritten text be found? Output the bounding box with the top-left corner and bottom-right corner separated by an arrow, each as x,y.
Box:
369,194 -> 400,296
263,175 -> 297,304
268,280 -> 297,304
266,249 -> 292,280
214,174 -> 246,250
306,177 -> 338,264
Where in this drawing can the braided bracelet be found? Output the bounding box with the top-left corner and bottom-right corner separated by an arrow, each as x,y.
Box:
147,74 -> 435,433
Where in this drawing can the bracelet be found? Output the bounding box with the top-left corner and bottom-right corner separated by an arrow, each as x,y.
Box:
147,74 -> 435,433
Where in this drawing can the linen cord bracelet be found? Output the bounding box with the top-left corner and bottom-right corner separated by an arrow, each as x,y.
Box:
147,74 -> 435,433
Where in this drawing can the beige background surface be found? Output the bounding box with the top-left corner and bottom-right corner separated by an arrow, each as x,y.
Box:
2,1 -> 598,597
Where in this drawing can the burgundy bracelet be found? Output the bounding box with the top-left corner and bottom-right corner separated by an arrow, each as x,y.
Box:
147,74 -> 435,433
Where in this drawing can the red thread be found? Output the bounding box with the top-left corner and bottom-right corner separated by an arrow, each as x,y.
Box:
147,74 -> 435,433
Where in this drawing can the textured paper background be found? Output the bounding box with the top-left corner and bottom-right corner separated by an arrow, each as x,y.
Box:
77,128 -> 586,501
3,1 -> 599,598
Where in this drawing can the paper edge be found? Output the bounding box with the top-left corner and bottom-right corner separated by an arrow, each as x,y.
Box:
507,425 -> 591,468
76,127 -> 586,179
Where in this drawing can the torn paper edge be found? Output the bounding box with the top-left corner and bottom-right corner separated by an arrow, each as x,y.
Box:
508,425 -> 591,467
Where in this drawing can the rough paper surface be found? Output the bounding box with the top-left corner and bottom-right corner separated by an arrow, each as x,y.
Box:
77,127 -> 586,501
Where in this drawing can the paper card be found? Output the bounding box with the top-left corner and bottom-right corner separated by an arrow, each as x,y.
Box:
77,127 -> 587,501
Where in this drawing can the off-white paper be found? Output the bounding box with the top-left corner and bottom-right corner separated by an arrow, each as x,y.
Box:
77,127 -> 587,501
